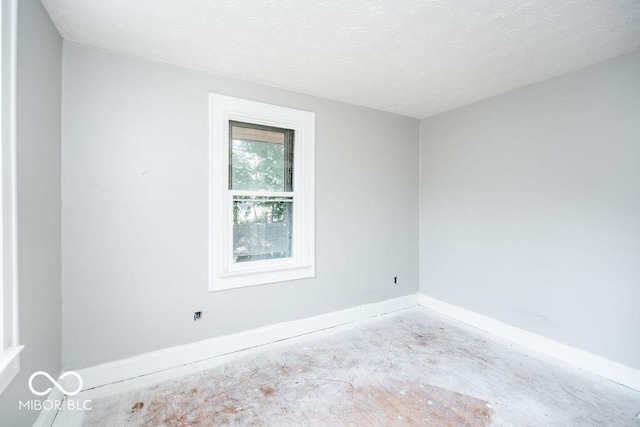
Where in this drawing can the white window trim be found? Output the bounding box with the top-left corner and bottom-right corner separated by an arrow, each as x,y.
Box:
209,94 -> 315,291
0,0 -> 23,396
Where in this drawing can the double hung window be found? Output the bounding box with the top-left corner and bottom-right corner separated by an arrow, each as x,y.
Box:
209,95 -> 315,291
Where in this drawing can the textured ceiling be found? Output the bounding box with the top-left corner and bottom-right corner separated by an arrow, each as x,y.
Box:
42,0 -> 640,118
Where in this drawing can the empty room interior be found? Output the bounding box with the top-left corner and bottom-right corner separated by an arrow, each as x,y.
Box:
1,0 -> 639,425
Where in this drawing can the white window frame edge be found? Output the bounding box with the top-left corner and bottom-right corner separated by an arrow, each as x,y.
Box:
209,94 -> 315,292
0,0 -> 23,396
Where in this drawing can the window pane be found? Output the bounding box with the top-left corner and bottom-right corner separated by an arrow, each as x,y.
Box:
230,122 -> 292,192
233,196 -> 293,263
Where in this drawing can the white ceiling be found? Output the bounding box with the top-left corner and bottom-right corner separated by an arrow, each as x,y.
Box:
42,0 -> 640,119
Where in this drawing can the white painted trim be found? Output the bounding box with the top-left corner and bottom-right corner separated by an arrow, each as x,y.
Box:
0,0 -> 4,355
0,345 -> 22,395
33,386 -> 64,427
0,0 -> 20,396
209,94 -> 316,292
72,295 -> 418,391
419,294 -> 640,391
65,293 -> 639,394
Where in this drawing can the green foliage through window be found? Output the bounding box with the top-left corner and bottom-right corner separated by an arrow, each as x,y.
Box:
229,121 -> 295,263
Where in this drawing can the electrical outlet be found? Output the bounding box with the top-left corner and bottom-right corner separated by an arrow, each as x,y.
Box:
193,311 -> 202,321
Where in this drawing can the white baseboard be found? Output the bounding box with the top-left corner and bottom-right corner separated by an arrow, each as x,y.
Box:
64,292 -> 640,395
419,294 -> 640,391
33,387 -> 63,427
72,294 -> 419,391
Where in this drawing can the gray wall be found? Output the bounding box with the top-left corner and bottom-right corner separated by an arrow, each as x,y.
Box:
61,43 -> 419,369
419,50 -> 640,368
0,0 -> 62,424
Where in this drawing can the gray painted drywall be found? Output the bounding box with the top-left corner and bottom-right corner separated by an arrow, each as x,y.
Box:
419,50 -> 640,368
0,0 -> 62,424
61,43 -> 419,369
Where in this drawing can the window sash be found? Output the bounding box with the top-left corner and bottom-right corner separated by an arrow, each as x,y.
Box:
228,120 -> 294,193
225,191 -> 298,274
231,191 -> 294,263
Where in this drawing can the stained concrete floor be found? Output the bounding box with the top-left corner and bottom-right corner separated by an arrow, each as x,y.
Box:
54,308 -> 640,426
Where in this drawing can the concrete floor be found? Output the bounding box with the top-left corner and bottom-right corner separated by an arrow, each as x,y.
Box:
54,307 -> 640,426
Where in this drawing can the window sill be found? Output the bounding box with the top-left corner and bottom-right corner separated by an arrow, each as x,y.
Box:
210,264 -> 315,292
0,345 -> 24,395
222,259 -> 312,277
